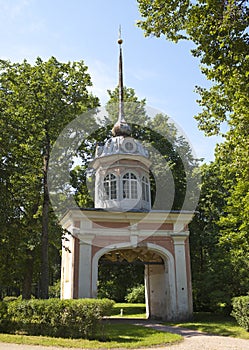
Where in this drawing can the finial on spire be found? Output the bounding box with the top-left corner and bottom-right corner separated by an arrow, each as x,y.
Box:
112,27 -> 131,137
118,25 -> 123,45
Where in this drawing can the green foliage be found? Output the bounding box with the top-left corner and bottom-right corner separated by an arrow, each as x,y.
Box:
0,298 -> 114,339
125,285 -> 145,303
137,0 -> 249,312
98,259 -> 144,302
0,57 -> 99,298
231,296 -> 249,331
190,161 -> 249,312
48,280 -> 61,298
189,162 -> 231,312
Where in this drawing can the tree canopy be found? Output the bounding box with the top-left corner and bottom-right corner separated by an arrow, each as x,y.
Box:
0,57 -> 99,298
137,0 -> 249,308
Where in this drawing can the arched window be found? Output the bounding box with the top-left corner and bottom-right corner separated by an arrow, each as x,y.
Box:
103,174 -> 117,200
142,176 -> 150,202
122,172 -> 138,199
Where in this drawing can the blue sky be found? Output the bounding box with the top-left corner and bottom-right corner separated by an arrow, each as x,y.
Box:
0,0 -> 221,161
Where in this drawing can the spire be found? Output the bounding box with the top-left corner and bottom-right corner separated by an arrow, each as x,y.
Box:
112,27 -> 131,137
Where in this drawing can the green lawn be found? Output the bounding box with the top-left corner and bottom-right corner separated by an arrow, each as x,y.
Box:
171,312 -> 249,340
0,323 -> 182,348
110,302 -> 147,318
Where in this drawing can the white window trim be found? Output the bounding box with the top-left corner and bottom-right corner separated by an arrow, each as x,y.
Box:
103,173 -> 117,200
122,171 -> 139,200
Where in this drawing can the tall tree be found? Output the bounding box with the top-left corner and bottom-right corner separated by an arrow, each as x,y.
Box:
137,0 -> 249,304
0,57 -> 99,298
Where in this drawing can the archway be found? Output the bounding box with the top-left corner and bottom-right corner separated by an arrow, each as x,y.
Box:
92,243 -> 177,320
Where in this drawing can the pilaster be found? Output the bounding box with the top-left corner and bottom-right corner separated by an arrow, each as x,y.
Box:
172,233 -> 190,319
78,234 -> 95,298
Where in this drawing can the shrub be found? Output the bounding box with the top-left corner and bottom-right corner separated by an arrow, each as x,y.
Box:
48,280 -> 61,298
0,301 -> 9,332
231,296 -> 249,331
125,284 -> 145,303
3,298 -> 114,338
3,296 -> 18,303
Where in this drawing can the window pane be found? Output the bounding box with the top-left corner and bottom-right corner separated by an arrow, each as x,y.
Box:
142,181 -> 146,201
110,180 -> 117,199
131,180 -> 138,199
104,181 -> 109,199
142,176 -> 149,202
104,173 -> 117,200
123,180 -> 129,198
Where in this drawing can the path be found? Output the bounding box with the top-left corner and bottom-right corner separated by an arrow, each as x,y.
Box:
0,320 -> 248,350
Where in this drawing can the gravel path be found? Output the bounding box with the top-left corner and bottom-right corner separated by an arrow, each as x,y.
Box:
0,321 -> 248,350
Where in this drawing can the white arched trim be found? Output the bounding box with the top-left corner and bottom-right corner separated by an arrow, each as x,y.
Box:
91,242 -> 177,315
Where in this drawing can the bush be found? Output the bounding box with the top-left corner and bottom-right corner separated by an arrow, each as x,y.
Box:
49,280 -> 61,298
2,298 -> 114,338
3,296 -> 18,303
231,296 -> 249,331
0,301 -> 9,332
125,284 -> 145,303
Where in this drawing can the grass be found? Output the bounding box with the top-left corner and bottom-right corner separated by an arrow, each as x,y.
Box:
0,323 -> 182,348
110,302 -> 147,318
170,312 -> 249,340
110,304 -> 249,340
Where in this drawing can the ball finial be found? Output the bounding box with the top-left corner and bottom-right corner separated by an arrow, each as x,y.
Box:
118,25 -> 123,45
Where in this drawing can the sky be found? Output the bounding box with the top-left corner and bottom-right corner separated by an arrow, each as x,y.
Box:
0,0 -> 222,162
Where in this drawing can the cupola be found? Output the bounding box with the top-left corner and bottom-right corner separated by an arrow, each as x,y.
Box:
91,35 -> 151,211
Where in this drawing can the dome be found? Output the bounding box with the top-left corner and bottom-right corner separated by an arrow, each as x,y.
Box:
95,135 -> 149,160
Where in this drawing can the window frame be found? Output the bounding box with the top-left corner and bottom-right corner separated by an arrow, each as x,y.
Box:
122,172 -> 138,200
142,176 -> 150,202
103,173 -> 117,200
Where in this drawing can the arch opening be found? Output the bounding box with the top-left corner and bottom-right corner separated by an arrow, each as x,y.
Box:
94,245 -> 175,320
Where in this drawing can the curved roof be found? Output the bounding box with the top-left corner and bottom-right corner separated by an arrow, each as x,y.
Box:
95,135 -> 149,159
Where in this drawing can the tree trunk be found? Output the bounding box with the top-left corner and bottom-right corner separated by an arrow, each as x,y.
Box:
22,250 -> 34,299
40,136 -> 50,299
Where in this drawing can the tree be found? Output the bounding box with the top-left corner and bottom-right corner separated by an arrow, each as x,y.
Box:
137,0 -> 249,306
189,162 -> 231,311
0,57 -> 99,298
137,0 -> 249,136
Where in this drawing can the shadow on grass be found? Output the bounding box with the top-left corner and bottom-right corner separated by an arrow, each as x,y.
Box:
99,323 -> 152,342
172,312 -> 249,339
98,322 -> 178,344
